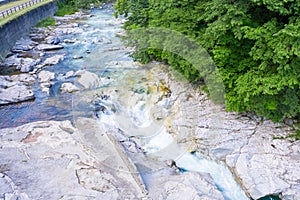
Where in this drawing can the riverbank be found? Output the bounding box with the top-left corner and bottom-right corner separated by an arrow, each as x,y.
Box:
0,7 -> 299,200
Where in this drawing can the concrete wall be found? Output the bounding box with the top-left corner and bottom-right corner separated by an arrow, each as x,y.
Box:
0,1 -> 58,59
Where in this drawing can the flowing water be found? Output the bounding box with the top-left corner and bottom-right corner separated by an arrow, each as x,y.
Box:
1,7 -> 250,200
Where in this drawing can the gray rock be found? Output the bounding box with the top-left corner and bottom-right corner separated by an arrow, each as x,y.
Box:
18,58 -> 36,72
0,119 -> 147,199
60,82 -> 79,93
64,70 -> 75,79
0,75 -> 35,105
145,170 -> 225,200
38,71 -> 55,83
72,55 -> 83,60
75,70 -> 101,89
36,44 -> 64,51
43,54 -> 65,66
0,56 -> 36,72
63,38 -> 77,43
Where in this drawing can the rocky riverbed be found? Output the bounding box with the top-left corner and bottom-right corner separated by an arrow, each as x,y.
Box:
0,6 -> 299,200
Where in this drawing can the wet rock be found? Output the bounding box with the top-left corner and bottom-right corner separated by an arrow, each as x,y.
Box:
145,170 -> 225,200
75,70 -> 101,89
61,82 -> 79,93
11,38 -> 38,53
0,75 -> 35,105
43,54 -> 65,66
64,70 -> 75,79
0,56 -> 36,72
38,71 -> 55,83
46,36 -> 61,45
226,125 -> 300,200
36,44 -> 64,51
18,58 -> 36,72
73,55 -> 83,60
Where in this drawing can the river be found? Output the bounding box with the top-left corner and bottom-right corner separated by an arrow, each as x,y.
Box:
0,6 -> 283,200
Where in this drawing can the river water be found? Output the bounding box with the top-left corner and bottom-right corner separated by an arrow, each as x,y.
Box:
1,7 -> 250,200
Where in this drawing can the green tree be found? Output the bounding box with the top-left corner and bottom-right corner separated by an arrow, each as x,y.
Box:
115,0 -> 300,121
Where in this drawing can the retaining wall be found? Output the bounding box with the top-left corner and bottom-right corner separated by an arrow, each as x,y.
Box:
0,1 -> 58,59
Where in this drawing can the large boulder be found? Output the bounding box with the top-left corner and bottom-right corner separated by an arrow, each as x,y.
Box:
0,119 -> 147,199
0,74 -> 35,105
75,70 -> 101,89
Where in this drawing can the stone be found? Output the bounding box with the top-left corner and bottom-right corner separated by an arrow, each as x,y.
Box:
46,36 -> 60,45
43,54 -> 65,66
0,56 -> 36,72
75,70 -> 101,89
145,169 -> 225,200
60,82 -> 79,93
73,55 -> 83,60
0,119 -> 147,199
18,58 -> 36,72
64,70 -> 75,78
0,82 -> 34,105
63,38 -> 77,43
0,74 -> 35,105
36,44 -> 64,51
38,71 -> 55,83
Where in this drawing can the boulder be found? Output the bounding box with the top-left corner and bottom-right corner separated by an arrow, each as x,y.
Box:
0,119 -> 147,199
46,36 -> 61,45
0,56 -> 36,72
0,74 -> 35,105
75,70 -> 101,89
38,71 -> 55,83
60,82 -> 79,93
43,54 -> 65,66
64,70 -> 75,78
145,169 -> 225,200
18,58 -> 36,72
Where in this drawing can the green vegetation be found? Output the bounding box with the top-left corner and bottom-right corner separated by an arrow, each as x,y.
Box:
115,0 -> 300,122
55,0 -> 78,16
55,0 -> 112,16
0,0 -> 54,27
36,17 -> 55,27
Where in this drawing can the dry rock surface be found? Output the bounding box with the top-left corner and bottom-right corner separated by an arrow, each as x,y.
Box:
0,74 -> 35,105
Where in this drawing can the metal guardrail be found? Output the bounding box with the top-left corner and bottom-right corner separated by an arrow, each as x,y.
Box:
0,0 -> 46,18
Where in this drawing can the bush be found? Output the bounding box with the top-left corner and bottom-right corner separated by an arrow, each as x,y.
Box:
36,17 -> 56,27
115,0 -> 300,122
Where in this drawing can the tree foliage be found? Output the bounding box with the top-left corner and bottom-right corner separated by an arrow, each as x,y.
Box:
115,0 -> 300,121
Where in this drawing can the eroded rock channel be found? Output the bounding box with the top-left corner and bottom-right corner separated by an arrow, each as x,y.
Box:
0,6 -> 299,200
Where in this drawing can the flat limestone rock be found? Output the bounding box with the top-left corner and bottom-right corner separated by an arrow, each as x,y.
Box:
0,119 -> 147,199
0,74 -> 35,105
145,169 -> 225,200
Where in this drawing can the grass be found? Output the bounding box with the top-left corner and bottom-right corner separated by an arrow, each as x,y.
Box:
55,2 -> 78,16
36,16 -> 55,27
0,0 -> 32,12
0,0 -> 54,27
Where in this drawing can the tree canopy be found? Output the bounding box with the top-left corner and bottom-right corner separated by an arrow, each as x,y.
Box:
115,0 -> 300,121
